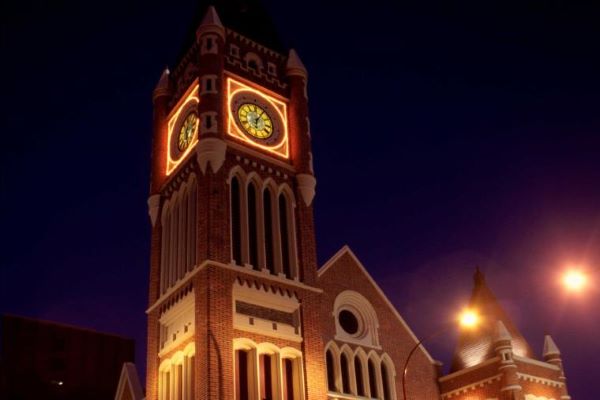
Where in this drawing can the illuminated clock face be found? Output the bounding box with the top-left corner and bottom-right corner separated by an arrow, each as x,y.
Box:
231,92 -> 283,146
237,103 -> 273,139
178,112 -> 198,151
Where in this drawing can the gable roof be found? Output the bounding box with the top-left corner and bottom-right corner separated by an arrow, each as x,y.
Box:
318,245 -> 436,364
114,362 -> 144,400
450,268 -> 535,372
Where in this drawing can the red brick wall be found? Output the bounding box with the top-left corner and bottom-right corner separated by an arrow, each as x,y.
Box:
318,250 -> 440,400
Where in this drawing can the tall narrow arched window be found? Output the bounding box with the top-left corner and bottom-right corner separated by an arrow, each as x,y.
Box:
326,350 -> 336,392
368,359 -> 379,399
231,177 -> 242,265
278,194 -> 291,278
381,362 -> 391,400
263,189 -> 275,274
259,353 -> 276,400
282,358 -> 295,400
355,357 -> 365,397
159,176 -> 198,295
247,183 -> 259,269
235,349 -> 250,400
187,179 -> 197,272
160,203 -> 170,294
340,353 -> 351,394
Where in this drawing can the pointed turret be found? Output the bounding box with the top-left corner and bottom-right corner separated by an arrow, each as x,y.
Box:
494,320 -> 512,343
450,268 -> 534,371
196,5 -> 225,39
152,67 -> 172,102
543,335 -> 571,399
286,49 -> 308,78
543,335 -> 560,358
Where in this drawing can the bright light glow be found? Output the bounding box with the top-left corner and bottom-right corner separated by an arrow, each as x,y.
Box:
227,77 -> 289,159
458,309 -> 479,329
166,82 -> 200,175
562,269 -> 588,293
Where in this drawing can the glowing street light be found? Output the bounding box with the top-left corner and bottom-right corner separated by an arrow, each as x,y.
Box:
458,309 -> 479,329
402,307 -> 480,400
562,269 -> 588,293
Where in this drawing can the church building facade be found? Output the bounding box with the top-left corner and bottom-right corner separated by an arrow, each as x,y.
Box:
115,4 -> 571,400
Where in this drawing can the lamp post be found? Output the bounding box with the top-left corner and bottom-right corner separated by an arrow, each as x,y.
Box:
401,309 -> 479,400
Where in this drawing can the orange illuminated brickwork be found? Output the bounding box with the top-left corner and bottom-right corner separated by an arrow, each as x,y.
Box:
165,83 -> 200,175
227,77 -> 289,159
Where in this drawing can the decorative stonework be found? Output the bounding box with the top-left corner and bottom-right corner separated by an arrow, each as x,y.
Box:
147,194 -> 161,227
196,137 -> 227,173
232,279 -> 301,342
296,173 -> 316,206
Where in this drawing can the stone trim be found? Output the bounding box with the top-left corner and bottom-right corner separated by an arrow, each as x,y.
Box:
440,374 -> 502,399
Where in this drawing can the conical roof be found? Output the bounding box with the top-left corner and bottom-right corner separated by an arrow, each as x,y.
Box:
450,268 -> 535,372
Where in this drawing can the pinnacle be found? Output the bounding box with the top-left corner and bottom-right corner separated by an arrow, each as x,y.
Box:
286,49 -> 308,78
153,67 -> 172,100
494,320 -> 512,342
543,335 -> 561,357
200,5 -> 224,29
155,67 -> 170,90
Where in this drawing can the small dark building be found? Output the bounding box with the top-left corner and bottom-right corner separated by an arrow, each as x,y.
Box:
0,314 -> 134,400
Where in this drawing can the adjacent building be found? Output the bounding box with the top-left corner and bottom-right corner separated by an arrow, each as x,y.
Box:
0,314 -> 134,400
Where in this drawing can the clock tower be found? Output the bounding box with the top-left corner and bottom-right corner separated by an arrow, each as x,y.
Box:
145,4 -> 324,400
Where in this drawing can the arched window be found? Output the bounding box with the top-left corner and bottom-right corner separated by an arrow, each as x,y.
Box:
231,177 -> 242,265
247,183 -> 259,269
259,353 -> 276,400
263,189 -> 275,274
160,177 -> 198,294
381,362 -> 391,400
368,359 -> 379,399
340,353 -> 351,394
235,349 -> 250,400
326,350 -> 336,392
282,359 -> 292,400
355,357 -> 365,397
278,194 -> 291,278
158,344 -> 195,400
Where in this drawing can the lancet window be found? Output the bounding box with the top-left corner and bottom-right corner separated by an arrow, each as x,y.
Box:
325,342 -> 396,400
160,175 -> 197,294
228,168 -> 298,280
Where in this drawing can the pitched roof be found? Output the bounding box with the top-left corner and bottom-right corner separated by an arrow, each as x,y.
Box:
114,362 -> 144,400
450,268 -> 535,372
318,245 -> 436,365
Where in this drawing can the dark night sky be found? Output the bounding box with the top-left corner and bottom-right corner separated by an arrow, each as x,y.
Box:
1,0 -> 599,398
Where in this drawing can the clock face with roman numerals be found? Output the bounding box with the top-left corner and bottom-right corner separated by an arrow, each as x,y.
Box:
237,103 -> 273,139
230,91 -> 283,147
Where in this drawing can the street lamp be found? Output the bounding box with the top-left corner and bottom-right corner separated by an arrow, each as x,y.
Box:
401,308 -> 480,400
561,269 -> 588,293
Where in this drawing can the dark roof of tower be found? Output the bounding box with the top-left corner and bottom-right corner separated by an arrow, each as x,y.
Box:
176,1 -> 284,63
450,268 -> 535,372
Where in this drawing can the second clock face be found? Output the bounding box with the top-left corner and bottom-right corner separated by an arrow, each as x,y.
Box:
178,112 -> 198,151
230,91 -> 283,147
